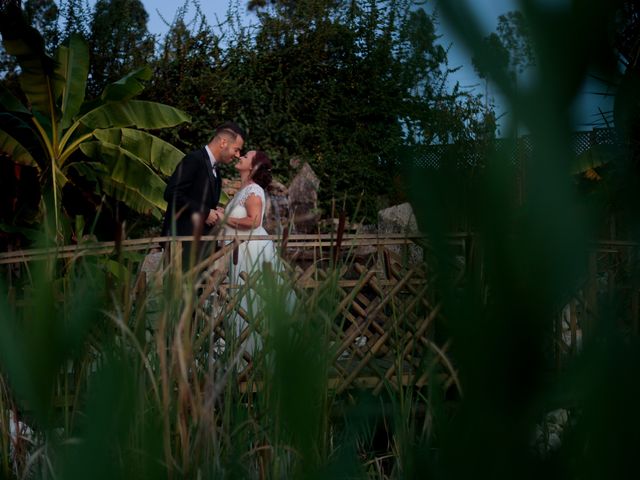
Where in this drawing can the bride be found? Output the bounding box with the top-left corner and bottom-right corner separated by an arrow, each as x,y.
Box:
222,150 -> 279,355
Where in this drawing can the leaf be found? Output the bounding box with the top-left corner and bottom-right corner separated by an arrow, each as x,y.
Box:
67,161 -> 109,185
219,190 -> 230,206
79,141 -> 167,216
54,162 -> 70,189
101,66 -> 153,102
1,30 -> 59,120
99,258 -> 129,281
0,112 -> 42,167
101,178 -> 164,219
78,101 -> 191,130
66,162 -> 107,198
56,34 -> 90,130
571,144 -> 616,176
33,110 -> 54,147
92,128 -> 185,176
0,223 -> 41,241
0,85 -> 30,115
0,128 -> 36,166
583,168 -> 602,181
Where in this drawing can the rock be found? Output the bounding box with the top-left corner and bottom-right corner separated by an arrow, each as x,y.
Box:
288,162 -> 320,233
265,181 -> 290,234
353,223 -> 378,257
532,408 -> 571,457
378,202 -> 423,265
269,180 -> 288,195
547,409 -> 569,427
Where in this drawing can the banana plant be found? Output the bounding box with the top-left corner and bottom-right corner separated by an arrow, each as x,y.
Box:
0,14 -> 190,241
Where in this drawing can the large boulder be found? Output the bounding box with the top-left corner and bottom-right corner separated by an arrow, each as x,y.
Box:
288,162 -> 320,233
265,180 -> 289,234
378,202 -> 423,265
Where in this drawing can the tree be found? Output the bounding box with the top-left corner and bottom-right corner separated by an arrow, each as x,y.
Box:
0,4 -> 190,242
58,0 -> 92,41
88,0 -> 155,98
146,5 -> 226,152
496,11 -> 535,80
472,10 -> 535,114
25,0 -> 60,46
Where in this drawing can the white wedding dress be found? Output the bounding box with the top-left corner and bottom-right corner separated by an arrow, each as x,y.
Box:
223,183 -> 278,355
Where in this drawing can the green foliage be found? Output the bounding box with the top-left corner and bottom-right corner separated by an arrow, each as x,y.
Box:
0,0 -> 60,83
0,9 -> 190,243
472,10 -> 535,83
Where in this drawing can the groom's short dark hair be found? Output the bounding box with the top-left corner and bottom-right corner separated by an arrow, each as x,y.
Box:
213,121 -> 245,141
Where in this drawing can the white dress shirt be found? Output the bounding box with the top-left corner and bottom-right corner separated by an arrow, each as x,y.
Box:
205,145 -> 217,176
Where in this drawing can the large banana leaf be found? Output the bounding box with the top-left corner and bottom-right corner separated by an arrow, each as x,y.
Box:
1,23 -> 59,120
0,113 -> 43,168
92,128 -> 185,175
0,128 -> 36,166
0,85 -> 31,115
100,179 -> 164,219
101,66 -> 153,102
56,34 -> 89,130
79,141 -> 168,215
78,101 -> 191,130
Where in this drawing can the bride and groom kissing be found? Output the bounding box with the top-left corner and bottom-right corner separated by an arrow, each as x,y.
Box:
161,121 -> 284,354
161,121 -> 281,287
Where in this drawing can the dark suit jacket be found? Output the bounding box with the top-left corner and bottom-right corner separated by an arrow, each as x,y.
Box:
161,147 -> 222,237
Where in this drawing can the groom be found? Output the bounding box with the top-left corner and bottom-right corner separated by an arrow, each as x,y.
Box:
161,121 -> 245,239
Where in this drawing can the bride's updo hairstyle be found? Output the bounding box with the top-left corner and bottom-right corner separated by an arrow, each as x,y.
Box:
250,151 -> 273,189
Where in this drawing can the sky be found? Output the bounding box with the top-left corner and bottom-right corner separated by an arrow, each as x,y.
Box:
134,0 -> 609,133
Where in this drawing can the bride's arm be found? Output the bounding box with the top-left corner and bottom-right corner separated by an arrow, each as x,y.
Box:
224,194 -> 263,230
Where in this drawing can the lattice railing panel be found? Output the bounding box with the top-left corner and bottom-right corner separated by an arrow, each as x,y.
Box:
213,242 -> 461,398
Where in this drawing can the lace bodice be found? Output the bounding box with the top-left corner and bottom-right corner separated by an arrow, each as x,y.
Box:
229,184 -> 265,215
224,183 -> 266,235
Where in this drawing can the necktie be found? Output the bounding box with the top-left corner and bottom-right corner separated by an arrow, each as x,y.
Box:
212,163 -> 218,178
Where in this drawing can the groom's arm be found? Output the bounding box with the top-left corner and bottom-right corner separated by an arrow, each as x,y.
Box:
164,152 -> 202,216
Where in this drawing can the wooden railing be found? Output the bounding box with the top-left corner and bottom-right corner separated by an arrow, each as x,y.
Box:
2,233 -> 638,395
1,233 -> 466,398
